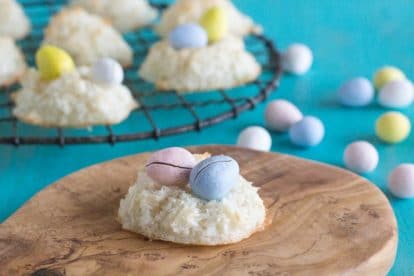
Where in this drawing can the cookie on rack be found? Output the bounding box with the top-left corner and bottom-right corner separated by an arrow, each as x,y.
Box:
118,148 -> 266,245
70,0 -> 158,33
12,46 -> 138,128
0,0 -> 31,39
156,0 -> 261,38
43,8 -> 133,67
0,36 -> 27,87
139,7 -> 261,93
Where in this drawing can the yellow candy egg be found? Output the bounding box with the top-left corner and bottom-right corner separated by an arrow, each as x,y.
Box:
199,6 -> 228,43
375,112 -> 411,144
35,45 -> 75,80
373,66 -> 406,90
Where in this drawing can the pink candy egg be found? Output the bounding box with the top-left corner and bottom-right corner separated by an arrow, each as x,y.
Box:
146,147 -> 196,186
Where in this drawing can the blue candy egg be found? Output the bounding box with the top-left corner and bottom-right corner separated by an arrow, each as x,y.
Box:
168,23 -> 208,50
190,155 -> 239,201
337,77 -> 374,107
289,116 -> 325,147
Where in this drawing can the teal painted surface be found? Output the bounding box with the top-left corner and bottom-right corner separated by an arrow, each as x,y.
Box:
1,0 -> 413,274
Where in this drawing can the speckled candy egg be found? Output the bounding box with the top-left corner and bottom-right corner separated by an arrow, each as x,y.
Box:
337,77 -> 374,107
199,6 -> 228,43
344,141 -> 379,174
91,58 -> 124,85
378,80 -> 414,108
289,116 -> 325,147
282,43 -> 313,75
388,164 -> 414,199
373,66 -> 406,90
265,99 -> 303,132
190,155 -> 239,201
35,45 -> 75,80
146,147 -> 197,186
375,112 -> 411,144
168,23 -> 208,50
237,126 -> 272,152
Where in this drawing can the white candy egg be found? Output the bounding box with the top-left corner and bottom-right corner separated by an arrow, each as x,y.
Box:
378,80 -> 414,108
265,99 -> 303,132
282,43 -> 313,75
388,164 -> 414,199
343,141 -> 379,174
237,126 -> 272,152
91,58 -> 124,85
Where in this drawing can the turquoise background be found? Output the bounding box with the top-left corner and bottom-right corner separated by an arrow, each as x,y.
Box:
1,0 -> 413,274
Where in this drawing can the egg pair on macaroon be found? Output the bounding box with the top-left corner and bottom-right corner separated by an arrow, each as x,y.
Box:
12,45 -> 138,128
139,5 -> 262,93
118,147 -> 266,246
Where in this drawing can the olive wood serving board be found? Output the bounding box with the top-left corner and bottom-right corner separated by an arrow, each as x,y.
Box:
0,145 -> 397,276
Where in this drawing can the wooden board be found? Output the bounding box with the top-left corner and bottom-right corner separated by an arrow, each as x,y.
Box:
0,145 -> 397,276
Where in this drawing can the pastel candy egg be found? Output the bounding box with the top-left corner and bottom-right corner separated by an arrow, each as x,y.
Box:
237,126 -> 272,152
91,58 -> 124,85
344,141 -> 379,174
199,6 -> 228,43
146,147 -> 196,186
373,66 -> 406,90
337,77 -> 374,107
289,116 -> 325,147
378,80 -> 414,108
168,23 -> 208,50
375,112 -> 411,144
35,45 -> 75,80
265,100 -> 303,132
190,155 -> 239,201
282,43 -> 313,75
388,164 -> 414,199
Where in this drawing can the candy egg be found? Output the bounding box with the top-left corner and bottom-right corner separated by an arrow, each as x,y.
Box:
199,6 -> 228,43
375,112 -> 411,144
168,23 -> 208,50
378,80 -> 414,108
289,116 -> 325,147
282,43 -> 313,75
265,99 -> 303,132
388,164 -> 414,199
91,58 -> 124,85
237,126 -> 272,152
337,77 -> 374,107
146,147 -> 196,186
35,45 -> 75,80
190,155 -> 239,201
343,141 -> 379,174
373,66 -> 406,90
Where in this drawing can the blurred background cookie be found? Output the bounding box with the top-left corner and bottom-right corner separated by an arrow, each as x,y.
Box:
0,36 -> 26,87
70,0 -> 157,33
43,8 -> 133,67
0,0 -> 31,39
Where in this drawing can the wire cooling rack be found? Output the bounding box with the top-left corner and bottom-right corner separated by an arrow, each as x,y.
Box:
0,0 -> 282,146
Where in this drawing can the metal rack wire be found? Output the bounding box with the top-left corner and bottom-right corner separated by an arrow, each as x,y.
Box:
0,1 -> 282,146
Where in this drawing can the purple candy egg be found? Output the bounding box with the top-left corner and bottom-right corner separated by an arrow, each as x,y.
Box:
146,147 -> 196,186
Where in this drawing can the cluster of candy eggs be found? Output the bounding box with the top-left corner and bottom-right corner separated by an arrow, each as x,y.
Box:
337,66 -> 413,144
338,66 -> 414,198
237,99 -> 325,151
35,45 -> 124,85
146,147 -> 239,201
168,6 -> 227,50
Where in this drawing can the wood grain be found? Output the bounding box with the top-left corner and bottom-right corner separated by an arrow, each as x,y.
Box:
0,145 -> 397,276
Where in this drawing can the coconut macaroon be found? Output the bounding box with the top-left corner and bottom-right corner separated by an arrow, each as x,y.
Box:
70,0 -> 158,33
12,68 -> 138,128
0,0 -> 31,39
139,36 -> 261,92
0,36 -> 26,87
12,46 -> 137,128
43,8 -> 133,67
119,149 -> 266,246
156,0 -> 261,38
